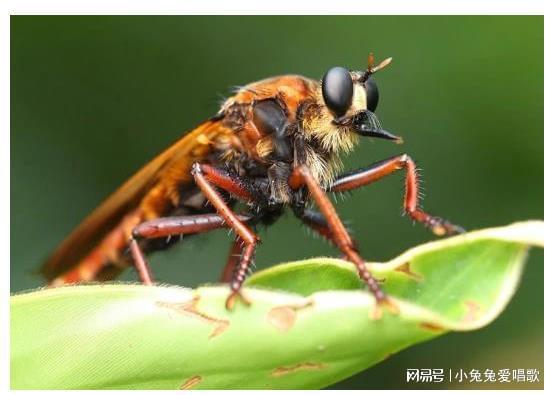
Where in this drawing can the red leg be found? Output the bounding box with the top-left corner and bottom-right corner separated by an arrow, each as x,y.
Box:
129,238 -> 153,285
191,163 -> 258,246
196,163 -> 255,203
330,154 -> 463,235
132,213 -> 251,240
298,209 -> 359,253
289,165 -> 387,304
220,237 -> 243,283
225,243 -> 255,310
129,213 -> 250,285
191,163 -> 260,309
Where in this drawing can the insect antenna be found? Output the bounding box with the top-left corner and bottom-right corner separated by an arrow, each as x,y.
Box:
359,53 -> 393,83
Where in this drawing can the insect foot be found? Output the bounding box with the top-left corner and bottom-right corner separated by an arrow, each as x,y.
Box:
371,296 -> 400,320
225,290 -> 252,311
426,216 -> 465,236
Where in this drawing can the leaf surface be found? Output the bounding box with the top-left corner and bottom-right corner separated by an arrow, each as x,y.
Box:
10,221 -> 543,389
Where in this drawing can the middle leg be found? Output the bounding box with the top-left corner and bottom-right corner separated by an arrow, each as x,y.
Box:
191,163 -> 261,309
220,237 -> 243,283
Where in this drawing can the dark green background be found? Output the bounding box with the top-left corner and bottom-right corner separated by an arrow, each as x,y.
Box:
11,16 -> 543,389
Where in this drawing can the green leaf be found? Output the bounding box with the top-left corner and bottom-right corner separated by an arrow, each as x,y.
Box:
10,221 -> 543,389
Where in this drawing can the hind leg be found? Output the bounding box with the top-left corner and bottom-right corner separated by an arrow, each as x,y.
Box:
129,213 -> 252,284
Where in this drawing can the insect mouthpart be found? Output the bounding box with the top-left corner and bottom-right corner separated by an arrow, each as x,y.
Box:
351,110 -> 402,142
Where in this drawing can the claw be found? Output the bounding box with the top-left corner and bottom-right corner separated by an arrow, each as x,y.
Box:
225,290 -> 252,311
449,224 -> 466,235
380,296 -> 400,315
428,217 -> 465,236
370,295 -> 399,320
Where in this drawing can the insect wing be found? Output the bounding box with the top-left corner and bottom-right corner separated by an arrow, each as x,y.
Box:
41,118 -> 232,281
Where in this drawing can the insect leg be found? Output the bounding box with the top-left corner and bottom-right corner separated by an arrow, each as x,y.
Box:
129,238 -> 154,285
289,165 -> 387,304
297,209 -> 359,252
330,154 -> 464,235
129,213 -> 251,285
220,237 -> 243,283
191,162 -> 260,310
193,163 -> 255,202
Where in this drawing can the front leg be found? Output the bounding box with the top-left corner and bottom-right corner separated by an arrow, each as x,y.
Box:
330,154 -> 464,235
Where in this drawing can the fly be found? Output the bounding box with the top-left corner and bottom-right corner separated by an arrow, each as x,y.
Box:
41,54 -> 463,310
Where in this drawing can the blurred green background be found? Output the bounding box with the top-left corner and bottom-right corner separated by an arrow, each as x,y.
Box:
11,16 -> 543,389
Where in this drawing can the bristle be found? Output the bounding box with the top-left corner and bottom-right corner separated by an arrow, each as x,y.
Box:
255,137 -> 274,158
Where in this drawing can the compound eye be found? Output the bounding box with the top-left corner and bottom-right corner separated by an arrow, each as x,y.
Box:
365,76 -> 379,112
322,67 -> 353,117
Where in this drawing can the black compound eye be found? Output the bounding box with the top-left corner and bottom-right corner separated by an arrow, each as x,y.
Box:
322,66 -> 353,117
365,76 -> 379,112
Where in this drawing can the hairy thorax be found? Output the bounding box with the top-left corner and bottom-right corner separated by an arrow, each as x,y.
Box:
214,75 -> 362,204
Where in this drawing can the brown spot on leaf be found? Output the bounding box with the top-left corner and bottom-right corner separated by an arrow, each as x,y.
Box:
180,375 -> 202,390
420,322 -> 445,332
462,300 -> 481,323
271,362 -> 326,377
267,300 -> 313,332
156,296 -> 229,339
268,306 -> 296,332
395,262 -> 423,281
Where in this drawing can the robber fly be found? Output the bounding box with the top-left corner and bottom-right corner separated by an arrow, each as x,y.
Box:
42,54 -> 463,309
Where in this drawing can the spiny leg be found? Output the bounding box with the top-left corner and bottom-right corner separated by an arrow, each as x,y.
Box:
297,208 -> 360,254
191,163 -> 260,309
289,165 -> 387,305
227,243 -> 256,310
298,210 -> 387,286
129,213 -> 252,285
220,237 -> 243,283
330,154 -> 463,235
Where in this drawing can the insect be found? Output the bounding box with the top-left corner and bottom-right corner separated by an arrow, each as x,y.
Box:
41,53 -> 463,310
